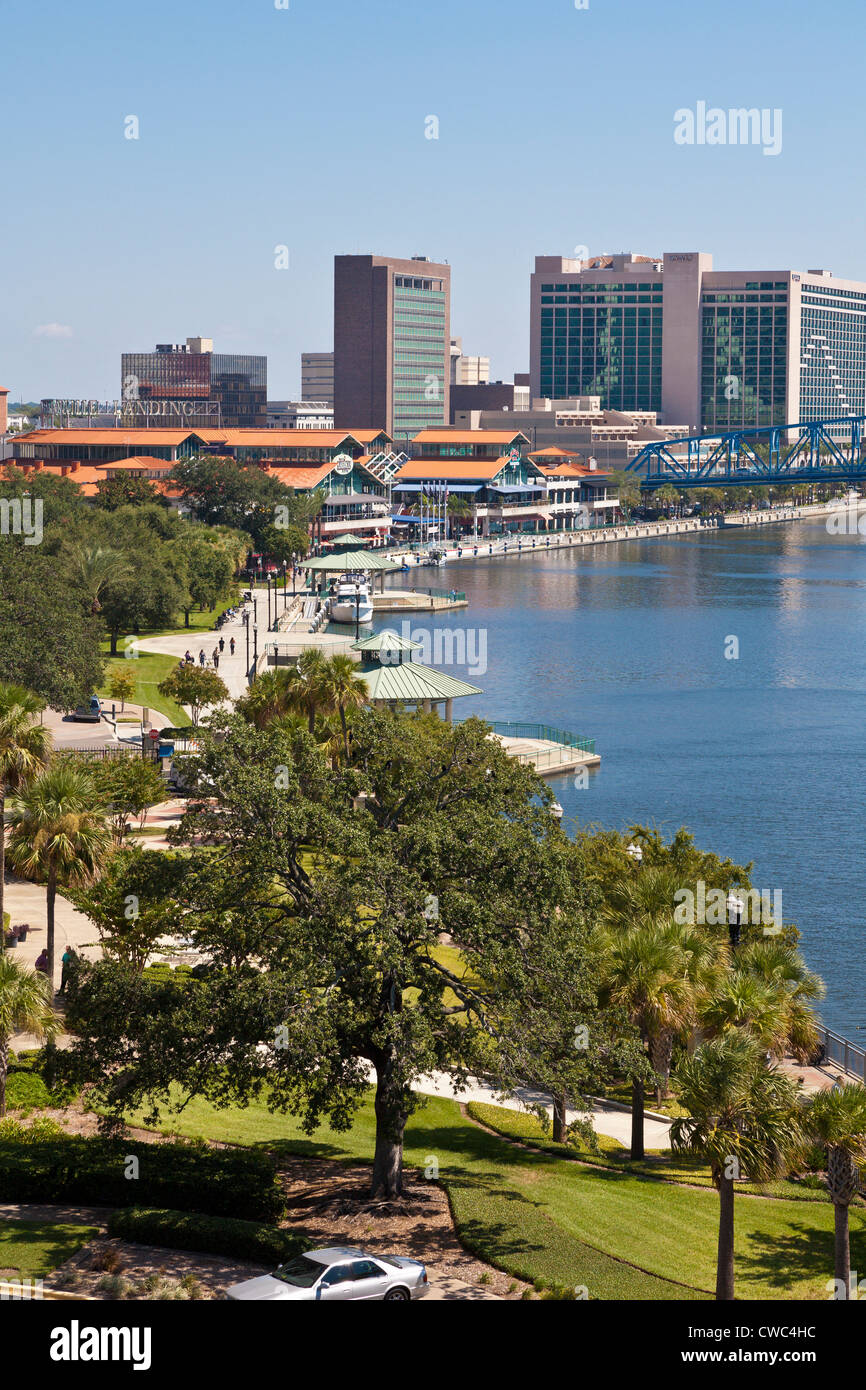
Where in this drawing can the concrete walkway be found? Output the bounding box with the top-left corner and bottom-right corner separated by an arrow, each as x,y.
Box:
413,1070 -> 673,1150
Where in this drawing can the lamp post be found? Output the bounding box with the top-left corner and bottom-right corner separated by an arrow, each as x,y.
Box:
245,618 -> 250,674
253,624 -> 258,668
282,560 -> 288,610
626,842 -> 643,867
354,582 -> 361,642
291,553 -> 297,597
726,892 -> 745,950
266,576 -> 272,630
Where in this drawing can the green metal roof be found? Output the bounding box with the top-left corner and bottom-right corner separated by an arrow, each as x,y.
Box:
302,549 -> 403,572
329,533 -> 375,547
362,661 -> 482,703
352,628 -> 422,656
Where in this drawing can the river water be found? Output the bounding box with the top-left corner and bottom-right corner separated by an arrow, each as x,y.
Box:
379,519 -> 866,1037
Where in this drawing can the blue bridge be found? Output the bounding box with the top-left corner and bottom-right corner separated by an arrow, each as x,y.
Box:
625,415 -> 866,491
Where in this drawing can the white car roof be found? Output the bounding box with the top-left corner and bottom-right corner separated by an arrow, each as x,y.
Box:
305,1247 -> 369,1264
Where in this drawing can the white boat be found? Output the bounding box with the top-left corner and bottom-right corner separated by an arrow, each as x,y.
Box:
327,573 -> 374,625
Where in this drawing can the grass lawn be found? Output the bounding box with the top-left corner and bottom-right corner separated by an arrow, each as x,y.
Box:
466,1102 -> 829,1201
101,1086 -> 859,1300
99,649 -> 188,726
0,1221 -> 97,1279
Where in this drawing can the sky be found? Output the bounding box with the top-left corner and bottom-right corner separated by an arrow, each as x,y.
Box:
2,0 -> 864,402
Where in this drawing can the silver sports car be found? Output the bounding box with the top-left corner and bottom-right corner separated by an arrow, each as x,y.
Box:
226,1246 -> 430,1301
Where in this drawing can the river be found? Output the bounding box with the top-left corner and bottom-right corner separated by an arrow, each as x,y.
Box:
379,518 -> 866,1036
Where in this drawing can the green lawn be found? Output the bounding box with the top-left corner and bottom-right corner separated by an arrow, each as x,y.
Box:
102,1086 -> 858,1300
99,649 -> 188,726
0,1220 -> 97,1279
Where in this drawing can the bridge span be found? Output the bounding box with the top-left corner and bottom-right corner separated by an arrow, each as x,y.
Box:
625,414 -> 866,491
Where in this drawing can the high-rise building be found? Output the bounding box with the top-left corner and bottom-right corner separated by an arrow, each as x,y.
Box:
0,387 -> 8,436
450,338 -> 490,385
121,338 -> 267,428
530,252 -> 866,433
334,254 -> 450,442
301,352 -> 334,405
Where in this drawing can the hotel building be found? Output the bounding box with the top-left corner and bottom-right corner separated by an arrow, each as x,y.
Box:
334,254 -> 451,443
530,253 -> 866,435
300,352 -> 334,405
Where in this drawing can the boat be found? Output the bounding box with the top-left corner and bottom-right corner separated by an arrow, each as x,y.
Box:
327,572 -> 374,625
423,549 -> 447,567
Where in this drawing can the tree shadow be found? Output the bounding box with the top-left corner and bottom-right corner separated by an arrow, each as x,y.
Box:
735,1215 -> 866,1296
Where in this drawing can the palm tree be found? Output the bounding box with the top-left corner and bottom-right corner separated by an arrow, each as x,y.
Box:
284,648 -> 329,735
601,918 -> 697,1158
0,682 -> 52,951
6,764 -> 110,992
806,1083 -> 866,1299
671,1033 -> 802,1300
235,669 -> 296,729
70,544 -> 134,615
317,654 -> 369,761
0,954 -> 59,1115
700,940 -> 823,1062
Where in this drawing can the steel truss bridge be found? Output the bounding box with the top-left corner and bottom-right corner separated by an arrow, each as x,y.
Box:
625,415 -> 866,491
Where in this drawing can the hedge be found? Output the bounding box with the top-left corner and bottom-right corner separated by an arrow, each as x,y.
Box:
0,1135 -> 284,1223
106,1208 -> 306,1267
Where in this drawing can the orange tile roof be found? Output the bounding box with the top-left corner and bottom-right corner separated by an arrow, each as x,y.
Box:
396,455 -> 517,482
100,456 -> 173,472
193,428 -> 390,448
410,429 -> 530,445
17,428 -> 196,446
530,446 -> 580,458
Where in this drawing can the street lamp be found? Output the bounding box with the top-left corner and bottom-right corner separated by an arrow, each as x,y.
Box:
291,553 -> 297,597
354,582 -> 361,642
253,624 -> 258,668
266,576 -> 272,630
282,560 -> 288,609
245,618 -> 250,673
626,842 -> 643,866
726,892 -> 745,950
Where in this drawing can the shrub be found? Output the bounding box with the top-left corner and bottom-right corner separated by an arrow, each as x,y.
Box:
106,1208 -> 305,1267
0,1135 -> 284,1222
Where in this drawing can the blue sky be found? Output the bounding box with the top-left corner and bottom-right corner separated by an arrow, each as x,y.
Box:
2,0 -> 864,401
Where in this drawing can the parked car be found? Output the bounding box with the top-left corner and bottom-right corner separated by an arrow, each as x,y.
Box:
225,1247 -> 429,1302
71,696 -> 103,723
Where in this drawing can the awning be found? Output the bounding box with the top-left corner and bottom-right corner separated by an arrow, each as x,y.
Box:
489,483 -> 548,494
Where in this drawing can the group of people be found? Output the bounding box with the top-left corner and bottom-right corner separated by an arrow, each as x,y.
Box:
180,635 -> 236,671
34,945 -> 77,993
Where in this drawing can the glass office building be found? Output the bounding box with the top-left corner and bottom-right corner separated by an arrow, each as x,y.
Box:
700,283 -> 789,430
121,341 -> 267,428
537,279 -> 663,410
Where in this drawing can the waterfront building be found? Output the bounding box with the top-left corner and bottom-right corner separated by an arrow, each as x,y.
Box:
300,352 -> 334,405
121,338 -> 268,428
11,427 -> 394,542
530,252 -> 866,434
392,428 -> 612,536
334,254 -> 451,443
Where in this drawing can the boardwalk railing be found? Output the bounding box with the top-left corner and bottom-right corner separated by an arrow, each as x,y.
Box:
819,1026 -> 866,1082
459,719 -> 595,756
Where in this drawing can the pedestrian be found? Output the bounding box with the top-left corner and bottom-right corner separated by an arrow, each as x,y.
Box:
199,649 -> 206,667
229,637 -> 236,656
59,946 -> 76,994
219,636 -> 225,653
212,648 -> 219,669
34,949 -> 49,975
184,650 -> 193,664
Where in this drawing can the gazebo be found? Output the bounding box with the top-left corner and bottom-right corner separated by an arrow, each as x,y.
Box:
360,660 -> 482,722
351,628 -> 421,664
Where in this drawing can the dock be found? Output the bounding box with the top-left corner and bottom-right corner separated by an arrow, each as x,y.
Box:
372,588 -> 468,612
461,721 -> 600,778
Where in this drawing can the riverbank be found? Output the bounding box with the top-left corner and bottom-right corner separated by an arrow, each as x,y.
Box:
384,498 -> 852,568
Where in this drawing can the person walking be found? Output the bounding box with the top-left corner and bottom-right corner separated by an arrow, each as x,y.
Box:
212,648 -> 220,670
199,649 -> 206,667
59,946 -> 76,994
219,636 -> 225,653
229,637 -> 236,656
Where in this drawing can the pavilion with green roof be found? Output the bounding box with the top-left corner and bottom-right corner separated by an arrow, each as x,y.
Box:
301,548 -> 403,593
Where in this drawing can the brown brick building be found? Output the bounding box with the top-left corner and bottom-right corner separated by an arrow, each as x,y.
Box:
334,254 -> 451,443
